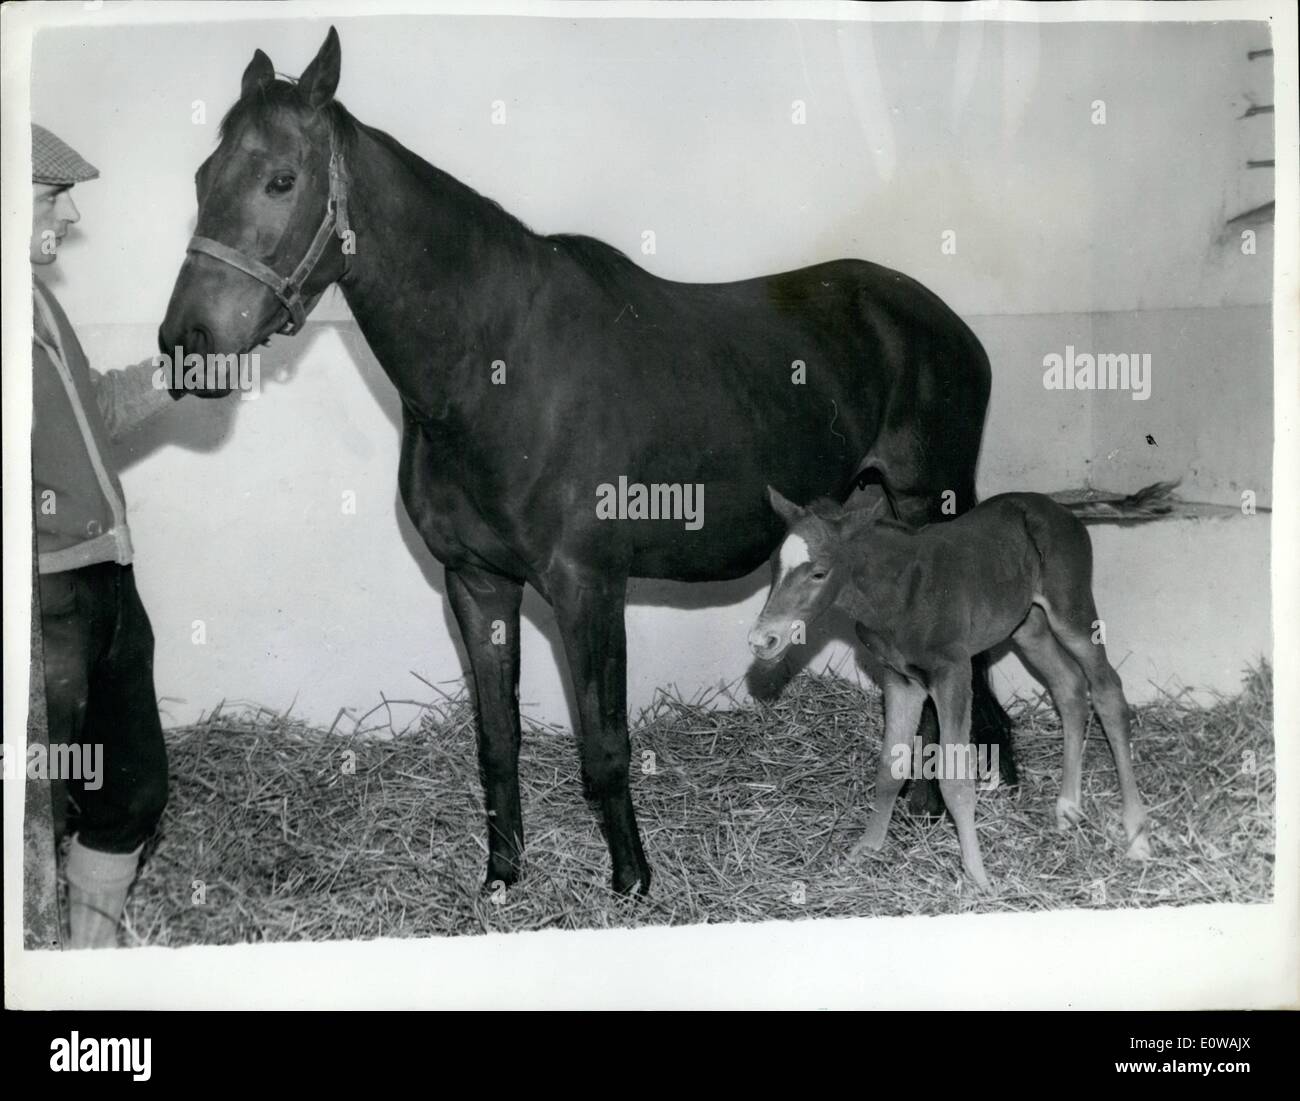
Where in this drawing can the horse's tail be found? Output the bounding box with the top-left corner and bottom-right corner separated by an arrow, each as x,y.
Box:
1054,479 -> 1181,524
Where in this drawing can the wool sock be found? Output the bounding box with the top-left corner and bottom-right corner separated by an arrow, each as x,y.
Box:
65,837 -> 143,949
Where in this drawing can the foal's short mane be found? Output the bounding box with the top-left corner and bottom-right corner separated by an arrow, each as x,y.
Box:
796,496 -> 915,536
802,496 -> 846,520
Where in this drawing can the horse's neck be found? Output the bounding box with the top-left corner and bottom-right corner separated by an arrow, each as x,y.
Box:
338,125 -> 545,419
833,522 -> 922,628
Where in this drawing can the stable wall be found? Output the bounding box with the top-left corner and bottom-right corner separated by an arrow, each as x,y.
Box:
25,13 -> 1276,728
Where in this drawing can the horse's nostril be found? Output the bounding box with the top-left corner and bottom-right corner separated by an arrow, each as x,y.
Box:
748,628 -> 781,656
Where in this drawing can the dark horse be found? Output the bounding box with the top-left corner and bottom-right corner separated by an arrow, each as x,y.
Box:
160,28 -> 1015,895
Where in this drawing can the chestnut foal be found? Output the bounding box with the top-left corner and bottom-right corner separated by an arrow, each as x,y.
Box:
748,487 -> 1151,892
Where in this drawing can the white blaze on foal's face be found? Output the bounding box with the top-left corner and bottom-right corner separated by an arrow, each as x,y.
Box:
777,532 -> 811,581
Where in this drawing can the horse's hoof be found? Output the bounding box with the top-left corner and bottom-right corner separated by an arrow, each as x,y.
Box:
612,865 -> 653,898
1125,832 -> 1153,861
849,829 -> 886,860
1055,798 -> 1084,830
483,857 -> 522,892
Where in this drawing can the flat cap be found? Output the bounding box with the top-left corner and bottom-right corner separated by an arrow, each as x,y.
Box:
32,124 -> 99,186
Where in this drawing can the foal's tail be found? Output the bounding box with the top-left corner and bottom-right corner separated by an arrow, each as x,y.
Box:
1054,479 -> 1181,524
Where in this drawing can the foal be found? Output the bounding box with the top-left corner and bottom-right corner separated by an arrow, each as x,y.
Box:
748,487 -> 1151,892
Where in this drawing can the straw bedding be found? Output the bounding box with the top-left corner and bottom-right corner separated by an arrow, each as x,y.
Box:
121,662 -> 1274,945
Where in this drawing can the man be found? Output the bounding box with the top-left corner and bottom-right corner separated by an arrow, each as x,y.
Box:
30,123 -> 226,948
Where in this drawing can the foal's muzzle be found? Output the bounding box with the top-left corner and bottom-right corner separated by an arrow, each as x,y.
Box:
748,627 -> 785,661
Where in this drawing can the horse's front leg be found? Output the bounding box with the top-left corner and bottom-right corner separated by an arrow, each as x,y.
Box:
445,565 -> 526,888
851,673 -> 928,859
549,570 -> 650,895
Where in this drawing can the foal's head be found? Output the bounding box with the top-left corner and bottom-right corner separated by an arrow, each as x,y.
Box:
748,488 -> 852,662
159,27 -> 353,361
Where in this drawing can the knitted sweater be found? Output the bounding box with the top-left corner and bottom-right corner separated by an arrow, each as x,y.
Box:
32,277 -> 174,574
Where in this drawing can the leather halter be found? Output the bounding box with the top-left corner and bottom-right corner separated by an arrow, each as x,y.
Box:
186,128 -> 352,336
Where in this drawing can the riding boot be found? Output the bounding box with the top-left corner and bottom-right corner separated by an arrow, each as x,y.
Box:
65,837 -> 143,949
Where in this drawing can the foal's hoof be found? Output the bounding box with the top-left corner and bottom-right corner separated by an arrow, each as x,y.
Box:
1125,830 -> 1153,861
1055,798 -> 1084,831
849,826 -> 888,860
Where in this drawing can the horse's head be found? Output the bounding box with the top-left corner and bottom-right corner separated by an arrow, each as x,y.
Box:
159,27 -> 353,363
748,487 -> 851,662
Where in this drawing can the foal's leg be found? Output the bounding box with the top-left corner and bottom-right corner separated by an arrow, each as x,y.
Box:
932,662 -> 992,892
1042,599 -> 1151,860
850,674 -> 928,858
446,565 -> 526,887
879,482 -> 1015,814
549,571 -> 651,895
1011,605 -> 1089,832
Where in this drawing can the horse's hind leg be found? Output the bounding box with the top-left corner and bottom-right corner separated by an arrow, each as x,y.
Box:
446,565 -> 527,888
850,673 -> 927,859
1011,605 -> 1089,832
932,662 -> 993,893
1040,596 -> 1151,860
548,569 -> 651,895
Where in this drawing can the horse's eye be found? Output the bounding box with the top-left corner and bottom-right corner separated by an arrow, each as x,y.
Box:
266,174 -> 296,196
811,570 -> 828,582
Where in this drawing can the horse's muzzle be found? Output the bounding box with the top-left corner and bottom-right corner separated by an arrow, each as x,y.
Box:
748,627 -> 786,662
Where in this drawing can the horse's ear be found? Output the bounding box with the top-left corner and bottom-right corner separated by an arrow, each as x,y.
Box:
298,25 -> 341,109
241,49 -> 275,98
767,486 -> 806,527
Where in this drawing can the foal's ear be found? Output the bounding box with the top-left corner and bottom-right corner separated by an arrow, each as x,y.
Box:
767,486 -> 806,527
241,49 -> 275,99
299,25 -> 342,109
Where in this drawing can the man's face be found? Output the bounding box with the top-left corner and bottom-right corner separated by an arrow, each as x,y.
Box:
31,184 -> 79,265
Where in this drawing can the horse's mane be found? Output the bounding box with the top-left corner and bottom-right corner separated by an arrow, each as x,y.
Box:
219,80 -> 538,242
219,79 -> 361,156
803,497 -> 846,520
221,81 -> 650,294
548,233 -> 639,278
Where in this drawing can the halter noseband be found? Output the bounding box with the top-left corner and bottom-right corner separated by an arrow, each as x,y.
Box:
186,128 -> 352,336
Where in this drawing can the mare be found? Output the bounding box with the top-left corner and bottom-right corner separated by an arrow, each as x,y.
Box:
160,27 -> 1016,894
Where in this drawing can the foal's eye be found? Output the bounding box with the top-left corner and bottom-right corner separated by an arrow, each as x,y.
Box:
811,570 -> 828,582
266,174 -> 296,196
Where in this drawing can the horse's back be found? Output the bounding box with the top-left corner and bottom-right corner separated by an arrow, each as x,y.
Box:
963,493 -> 1095,586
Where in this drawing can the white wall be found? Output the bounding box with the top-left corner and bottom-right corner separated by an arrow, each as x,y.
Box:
27,12 -> 1276,728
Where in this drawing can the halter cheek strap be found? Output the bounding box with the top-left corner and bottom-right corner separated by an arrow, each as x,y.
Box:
186,131 -> 352,336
